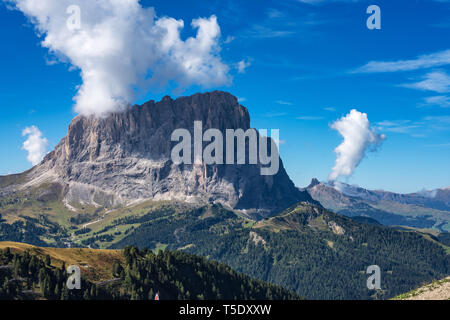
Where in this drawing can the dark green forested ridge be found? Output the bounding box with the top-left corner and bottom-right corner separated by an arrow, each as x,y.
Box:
0,245 -> 299,300
112,203 -> 450,299
0,213 -> 69,247
0,247 -> 100,300
116,246 -> 300,300
1,200 -> 449,300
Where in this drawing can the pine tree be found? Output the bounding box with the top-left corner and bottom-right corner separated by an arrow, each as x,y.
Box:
61,287 -> 69,300
45,255 -> 51,267
148,288 -> 154,300
112,262 -> 123,278
90,285 -> 96,298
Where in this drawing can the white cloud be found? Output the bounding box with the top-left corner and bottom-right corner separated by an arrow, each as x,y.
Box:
423,115 -> 450,124
297,0 -> 362,4
264,112 -> 287,117
297,0 -> 327,3
224,35 -> 235,44
267,8 -> 284,18
236,59 -> 251,74
299,0 -> 446,5
296,116 -> 323,120
22,126 -> 49,166
375,120 -> 421,134
375,116 -> 450,137
426,143 -> 450,148
8,0 -> 231,117
247,25 -> 295,39
354,49 -> 450,73
329,109 -> 385,181
275,100 -> 293,105
403,71 -> 450,93
422,95 -> 450,108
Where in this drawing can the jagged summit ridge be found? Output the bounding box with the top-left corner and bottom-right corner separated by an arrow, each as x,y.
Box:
25,91 -> 313,216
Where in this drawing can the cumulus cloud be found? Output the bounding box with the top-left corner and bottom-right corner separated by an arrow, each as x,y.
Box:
329,109 -> 385,181
7,0 -> 231,116
22,126 -> 49,166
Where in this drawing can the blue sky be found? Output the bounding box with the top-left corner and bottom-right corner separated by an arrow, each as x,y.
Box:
0,0 -> 449,193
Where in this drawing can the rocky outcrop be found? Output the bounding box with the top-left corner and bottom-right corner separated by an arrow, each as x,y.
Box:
25,91 -> 314,216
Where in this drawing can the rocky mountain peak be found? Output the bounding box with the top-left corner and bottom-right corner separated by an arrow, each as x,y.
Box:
307,178 -> 321,189
44,91 -> 249,165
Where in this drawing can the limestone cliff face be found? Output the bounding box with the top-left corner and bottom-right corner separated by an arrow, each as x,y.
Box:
29,91 -> 314,216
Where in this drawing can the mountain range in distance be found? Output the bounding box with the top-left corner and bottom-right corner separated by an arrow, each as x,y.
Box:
303,178 -> 450,232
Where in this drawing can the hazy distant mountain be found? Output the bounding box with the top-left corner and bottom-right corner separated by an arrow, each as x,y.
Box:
327,180 -> 450,212
304,179 -> 450,231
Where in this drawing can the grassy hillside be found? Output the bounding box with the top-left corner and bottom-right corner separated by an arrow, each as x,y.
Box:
0,241 -> 123,282
0,182 -> 201,248
394,277 -> 450,300
0,242 -> 299,300
0,171 -> 29,189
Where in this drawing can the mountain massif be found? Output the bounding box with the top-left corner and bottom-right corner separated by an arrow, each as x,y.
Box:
10,91 -> 313,217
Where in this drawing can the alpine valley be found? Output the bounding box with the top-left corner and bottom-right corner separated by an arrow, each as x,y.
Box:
1,91 -> 449,300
